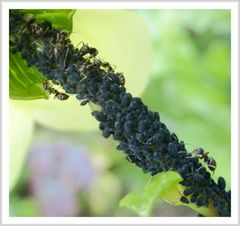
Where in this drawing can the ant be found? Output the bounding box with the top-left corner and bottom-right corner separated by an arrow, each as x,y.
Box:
43,80 -> 69,100
101,61 -> 115,73
49,31 -> 69,61
79,42 -> 98,58
188,148 -> 217,173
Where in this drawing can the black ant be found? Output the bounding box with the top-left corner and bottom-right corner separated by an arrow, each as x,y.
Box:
79,42 -> 98,58
188,148 -> 217,173
43,80 -> 69,100
101,61 -> 115,73
49,31 -> 68,61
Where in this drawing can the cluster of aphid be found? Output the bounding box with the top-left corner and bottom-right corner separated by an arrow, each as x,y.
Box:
9,10 -> 231,216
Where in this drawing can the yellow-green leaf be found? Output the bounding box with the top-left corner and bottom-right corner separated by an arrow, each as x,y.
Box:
120,171 -> 218,217
9,52 -> 48,100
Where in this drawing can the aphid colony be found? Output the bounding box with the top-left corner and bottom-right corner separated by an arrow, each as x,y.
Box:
10,10 -> 230,216
10,11 -> 125,102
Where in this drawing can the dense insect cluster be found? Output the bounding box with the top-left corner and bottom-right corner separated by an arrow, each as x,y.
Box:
9,10 -> 231,216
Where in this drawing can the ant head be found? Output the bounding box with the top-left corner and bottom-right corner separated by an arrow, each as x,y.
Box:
193,148 -> 205,156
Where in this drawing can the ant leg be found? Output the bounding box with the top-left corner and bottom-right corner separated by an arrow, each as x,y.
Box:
186,156 -> 199,159
195,166 -> 204,172
79,77 -> 87,84
76,41 -> 84,48
63,47 -> 70,69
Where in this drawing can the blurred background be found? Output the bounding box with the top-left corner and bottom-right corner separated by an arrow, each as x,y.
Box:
9,9 -> 230,217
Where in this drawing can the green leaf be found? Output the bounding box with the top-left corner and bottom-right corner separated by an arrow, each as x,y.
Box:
11,97 -> 100,132
120,171 -> 218,217
9,52 -> 48,100
10,195 -> 39,216
15,9 -> 76,33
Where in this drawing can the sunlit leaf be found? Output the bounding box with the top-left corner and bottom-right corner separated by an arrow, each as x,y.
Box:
9,52 -> 48,100
11,98 -> 99,131
120,171 -> 218,217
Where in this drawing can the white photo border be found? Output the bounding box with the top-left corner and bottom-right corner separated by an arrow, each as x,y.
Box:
1,1 -> 239,225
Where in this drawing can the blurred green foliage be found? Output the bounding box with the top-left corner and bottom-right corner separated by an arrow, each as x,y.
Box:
139,9 -> 231,186
10,9 -> 230,217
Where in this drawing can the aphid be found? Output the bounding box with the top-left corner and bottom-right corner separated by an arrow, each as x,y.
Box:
102,128 -> 111,138
183,188 -> 193,196
80,100 -> 89,106
124,121 -> 135,133
114,121 -> 122,130
99,122 -> 105,130
116,73 -> 125,86
193,173 -> 205,183
190,195 -> 197,203
122,94 -> 131,107
168,142 -> 178,155
43,80 -> 69,101
195,198 -> 208,207
217,207 -> 230,217
171,133 -> 179,142
180,196 -> 189,204
177,165 -> 189,176
185,172 -> 205,183
138,120 -> 150,132
218,177 -> 226,190
92,111 -> 106,121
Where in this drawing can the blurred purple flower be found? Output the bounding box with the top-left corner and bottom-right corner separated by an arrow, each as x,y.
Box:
34,179 -> 77,216
27,141 -> 96,216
